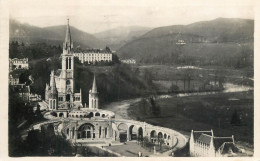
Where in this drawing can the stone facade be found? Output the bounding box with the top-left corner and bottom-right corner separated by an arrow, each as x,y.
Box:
9,58 -> 29,71
189,130 -> 239,157
45,19 -> 82,112
73,47 -> 112,64
89,76 -> 99,109
38,19 -> 188,151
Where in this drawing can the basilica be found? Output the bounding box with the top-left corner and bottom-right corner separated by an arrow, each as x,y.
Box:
41,19 -> 184,147
45,19 -> 85,116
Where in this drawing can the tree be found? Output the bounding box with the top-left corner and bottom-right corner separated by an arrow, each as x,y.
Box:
150,97 -> 161,117
230,109 -> 241,125
169,82 -> 179,93
35,104 -> 42,120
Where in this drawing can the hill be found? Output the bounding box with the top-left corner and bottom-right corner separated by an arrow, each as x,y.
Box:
94,26 -> 151,50
29,56 -> 155,105
117,18 -> 254,68
9,19 -> 106,49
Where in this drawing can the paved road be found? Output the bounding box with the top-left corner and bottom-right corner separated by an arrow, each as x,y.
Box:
103,98 -> 141,119
103,97 -> 188,156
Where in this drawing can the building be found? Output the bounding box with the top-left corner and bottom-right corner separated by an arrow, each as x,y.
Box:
45,19 -> 82,115
9,72 -> 20,85
9,58 -> 29,71
176,40 -> 186,45
73,47 -> 113,64
89,75 -> 99,109
121,59 -> 136,64
189,130 -> 240,157
37,19 -> 188,151
10,85 -> 31,102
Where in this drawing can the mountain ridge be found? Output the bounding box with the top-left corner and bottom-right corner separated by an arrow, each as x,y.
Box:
9,19 -> 106,49
94,26 -> 152,50
117,18 -> 254,68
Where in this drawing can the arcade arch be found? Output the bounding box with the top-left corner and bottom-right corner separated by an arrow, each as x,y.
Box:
118,123 -> 128,142
129,125 -> 137,141
77,123 -> 95,139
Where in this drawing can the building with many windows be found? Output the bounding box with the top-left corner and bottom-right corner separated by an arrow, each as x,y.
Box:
39,19 -> 187,151
73,47 -> 113,64
189,130 -> 240,157
9,58 -> 29,71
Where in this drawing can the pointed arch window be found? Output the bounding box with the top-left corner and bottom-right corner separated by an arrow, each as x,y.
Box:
66,58 -> 68,69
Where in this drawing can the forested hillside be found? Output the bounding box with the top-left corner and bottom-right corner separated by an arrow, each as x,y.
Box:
10,19 -> 105,49
118,18 -> 254,69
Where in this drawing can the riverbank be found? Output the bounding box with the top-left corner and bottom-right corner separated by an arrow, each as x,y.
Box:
127,90 -> 254,154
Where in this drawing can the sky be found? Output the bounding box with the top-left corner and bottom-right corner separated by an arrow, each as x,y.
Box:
9,0 -> 254,34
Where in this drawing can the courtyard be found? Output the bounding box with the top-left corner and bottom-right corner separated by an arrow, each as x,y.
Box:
104,141 -> 171,157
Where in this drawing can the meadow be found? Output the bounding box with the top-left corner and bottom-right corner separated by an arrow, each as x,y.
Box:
127,91 -> 254,150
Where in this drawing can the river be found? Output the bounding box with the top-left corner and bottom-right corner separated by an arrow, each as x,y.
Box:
103,83 -> 253,120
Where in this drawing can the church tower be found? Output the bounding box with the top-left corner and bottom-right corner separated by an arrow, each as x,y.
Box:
60,18 -> 75,104
45,19 -> 82,111
89,75 -> 99,109
49,70 -> 58,110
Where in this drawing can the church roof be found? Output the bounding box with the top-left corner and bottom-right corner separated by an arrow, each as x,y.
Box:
91,75 -> 97,93
197,133 -> 212,145
220,142 -> 238,154
213,137 -> 234,150
73,46 -> 113,54
192,130 -> 235,151
193,131 -> 212,140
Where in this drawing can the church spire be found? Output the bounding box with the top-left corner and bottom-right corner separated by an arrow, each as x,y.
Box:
63,18 -> 73,52
91,75 -> 97,93
50,70 -> 57,94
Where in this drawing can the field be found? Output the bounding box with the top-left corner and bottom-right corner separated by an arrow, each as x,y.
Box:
127,91 -> 254,149
137,65 -> 253,94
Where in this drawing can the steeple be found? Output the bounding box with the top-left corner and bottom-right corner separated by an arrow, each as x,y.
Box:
63,18 -> 73,52
89,75 -> 99,109
91,75 -> 97,93
45,83 -> 49,90
50,70 -> 57,94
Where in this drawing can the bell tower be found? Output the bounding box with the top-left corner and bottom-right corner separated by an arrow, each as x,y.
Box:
61,18 -> 74,103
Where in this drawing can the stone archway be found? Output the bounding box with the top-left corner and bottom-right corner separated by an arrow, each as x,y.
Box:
59,113 -> 64,118
95,112 -> 100,117
52,112 -> 57,117
150,130 -> 157,142
158,132 -> 163,145
88,112 -> 93,118
129,125 -> 137,141
118,123 -> 128,142
78,123 -> 95,139
164,133 -> 167,139
138,127 -> 143,141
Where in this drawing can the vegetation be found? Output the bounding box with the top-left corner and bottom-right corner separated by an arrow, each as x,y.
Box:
9,42 -> 156,105
128,91 -> 254,146
118,18 -> 254,69
9,89 -> 48,156
74,59 -> 156,105
9,41 -> 62,59
10,19 -> 105,49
